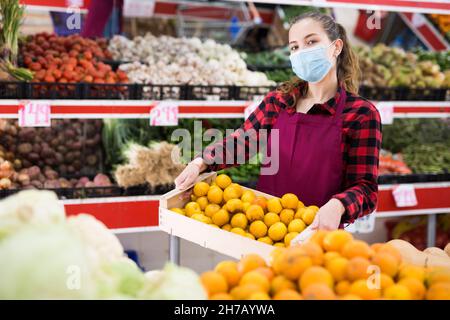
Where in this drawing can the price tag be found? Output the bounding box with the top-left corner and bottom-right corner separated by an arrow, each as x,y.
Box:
123,0 -> 155,18
18,101 -> 51,127
345,214 -> 376,234
376,102 -> 394,124
66,0 -> 83,6
150,101 -> 178,126
244,95 -> 264,120
392,184 -> 418,207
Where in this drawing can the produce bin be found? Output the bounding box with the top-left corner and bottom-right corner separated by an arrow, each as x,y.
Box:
186,85 -> 235,101
159,171 -> 275,263
135,84 -> 187,100
0,81 -> 25,99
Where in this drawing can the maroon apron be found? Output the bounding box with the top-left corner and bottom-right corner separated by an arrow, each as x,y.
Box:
257,90 -> 346,208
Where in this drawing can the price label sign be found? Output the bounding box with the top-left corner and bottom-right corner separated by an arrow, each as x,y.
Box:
345,213 -> 376,234
376,102 -> 394,124
124,0 -> 155,18
392,184 -> 418,207
18,101 -> 51,127
150,101 -> 178,126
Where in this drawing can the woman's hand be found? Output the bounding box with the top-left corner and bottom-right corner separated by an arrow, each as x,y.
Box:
309,198 -> 346,231
174,158 -> 207,190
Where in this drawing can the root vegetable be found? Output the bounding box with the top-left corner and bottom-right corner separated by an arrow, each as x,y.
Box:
85,181 -> 96,188
31,180 -> 43,188
13,159 -> 22,170
17,174 -> 30,186
27,166 -> 41,180
44,169 -> 58,180
0,178 -> 12,189
44,180 -> 61,189
18,143 -> 32,155
93,174 -> 111,187
28,153 -> 40,161
86,155 -> 97,166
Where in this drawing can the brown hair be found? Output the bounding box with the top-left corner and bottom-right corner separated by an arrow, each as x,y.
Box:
278,11 -> 360,99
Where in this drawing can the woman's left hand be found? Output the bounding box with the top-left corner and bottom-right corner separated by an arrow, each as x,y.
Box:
309,198 -> 346,231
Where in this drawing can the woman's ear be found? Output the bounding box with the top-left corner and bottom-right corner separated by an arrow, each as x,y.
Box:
333,39 -> 344,58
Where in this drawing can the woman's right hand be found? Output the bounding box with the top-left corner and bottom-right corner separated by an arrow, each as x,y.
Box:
174,158 -> 206,190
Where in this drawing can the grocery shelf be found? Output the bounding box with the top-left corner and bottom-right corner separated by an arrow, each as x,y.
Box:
62,182 -> 450,234
20,0 -> 91,12
1,99 -> 449,119
225,0 -> 450,15
399,12 -> 450,51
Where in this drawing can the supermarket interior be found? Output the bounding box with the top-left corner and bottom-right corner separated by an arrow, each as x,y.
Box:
0,0 -> 449,301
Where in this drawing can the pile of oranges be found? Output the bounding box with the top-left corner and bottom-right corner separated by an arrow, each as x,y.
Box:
170,174 -> 318,247
200,230 -> 450,300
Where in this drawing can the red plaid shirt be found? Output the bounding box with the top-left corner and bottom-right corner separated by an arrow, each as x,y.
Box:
202,84 -> 382,224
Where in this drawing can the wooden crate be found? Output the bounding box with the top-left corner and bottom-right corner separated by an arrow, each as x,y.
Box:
159,172 -> 276,263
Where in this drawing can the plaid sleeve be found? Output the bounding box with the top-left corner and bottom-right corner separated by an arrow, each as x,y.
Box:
201,93 -> 280,172
333,101 -> 382,224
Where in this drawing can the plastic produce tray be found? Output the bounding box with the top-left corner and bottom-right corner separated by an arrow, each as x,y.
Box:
359,86 -> 448,101
135,84 -> 187,100
234,85 -> 276,101
186,85 -> 235,101
0,81 -> 26,99
159,172 -> 275,263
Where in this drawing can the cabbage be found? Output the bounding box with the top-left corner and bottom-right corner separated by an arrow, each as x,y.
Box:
0,224 -> 98,299
138,263 -> 207,300
0,190 -> 65,239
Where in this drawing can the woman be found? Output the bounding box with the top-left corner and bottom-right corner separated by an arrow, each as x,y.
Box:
175,12 -> 382,232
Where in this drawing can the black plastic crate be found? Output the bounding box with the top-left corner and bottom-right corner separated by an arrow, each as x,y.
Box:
234,85 -> 275,101
359,86 -> 449,101
26,82 -> 83,99
136,84 -> 186,100
0,81 -> 25,99
84,83 -> 135,100
186,85 -> 235,100
378,172 -> 450,184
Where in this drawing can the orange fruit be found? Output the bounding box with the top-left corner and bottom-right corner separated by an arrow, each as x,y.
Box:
230,227 -> 246,236
191,213 -> 212,224
252,196 -> 267,211
266,198 -> 283,214
253,267 -> 274,282
246,205 -> 264,222
335,280 -> 351,295
258,237 -> 274,245
325,257 -> 349,282
302,283 -> 336,300
210,293 -> 233,300
341,240 -> 372,259
297,200 -> 305,209
294,207 -> 306,220
248,292 -> 271,300
426,282 -> 450,300
346,257 -> 372,281
398,278 -> 426,300
230,284 -> 263,300
383,284 -> 411,300
241,190 -> 256,203
340,294 -> 362,300
245,233 -> 255,240
190,194 -> 197,201
377,243 -> 402,264
300,242 -> 324,265
242,202 -> 251,213
309,230 -> 329,247
239,270 -> 270,293
280,209 -> 295,225
276,247 -> 313,280
349,279 -> 381,300
215,261 -> 241,288
184,201 -> 201,217
249,221 -> 268,238
398,265 -> 426,282
215,174 -> 232,189
426,267 -> 450,286
270,275 -> 297,295
207,186 -> 223,204
230,213 -> 248,229
223,185 -> 241,202
323,251 -> 341,265
171,208 -> 185,215
264,212 -> 280,227
288,219 -> 306,233
323,230 -> 353,252
379,273 -> 395,291
226,199 -> 244,213
371,251 -> 399,278
299,266 -> 334,292
200,271 -> 228,296
196,196 -> 209,210
222,224 -> 232,231
281,193 -> 299,209
204,203 -> 221,218
274,242 -> 285,248
284,232 -> 299,247
301,207 -> 317,225
371,243 -> 383,252
273,289 -> 303,300
193,181 -> 209,197
212,209 -> 230,227
238,254 -> 267,275
268,222 -> 288,242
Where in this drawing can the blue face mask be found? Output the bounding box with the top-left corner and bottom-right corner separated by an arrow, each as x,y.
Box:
290,41 -> 336,83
